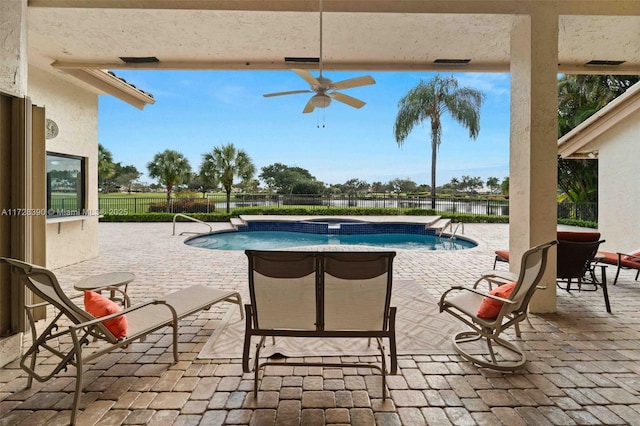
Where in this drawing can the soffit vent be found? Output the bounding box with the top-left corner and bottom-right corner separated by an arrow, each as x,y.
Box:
586,60 -> 625,66
284,57 -> 320,63
119,56 -> 160,64
434,59 -> 471,64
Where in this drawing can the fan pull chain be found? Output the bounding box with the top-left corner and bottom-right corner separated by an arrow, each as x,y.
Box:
316,109 -> 326,128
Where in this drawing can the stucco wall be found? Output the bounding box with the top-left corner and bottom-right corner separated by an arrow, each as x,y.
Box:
592,108 -> 640,253
0,0 -> 27,97
28,66 -> 99,268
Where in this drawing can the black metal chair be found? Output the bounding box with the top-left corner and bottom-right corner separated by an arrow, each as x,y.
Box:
556,239 -> 610,313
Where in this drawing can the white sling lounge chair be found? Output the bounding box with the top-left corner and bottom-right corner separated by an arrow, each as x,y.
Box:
0,257 -> 243,425
438,241 -> 556,371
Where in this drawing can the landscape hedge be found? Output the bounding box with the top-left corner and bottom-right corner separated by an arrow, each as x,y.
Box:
100,207 -> 596,229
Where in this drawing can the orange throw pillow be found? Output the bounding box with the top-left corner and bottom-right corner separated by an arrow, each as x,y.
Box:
84,291 -> 128,338
476,281 -> 517,319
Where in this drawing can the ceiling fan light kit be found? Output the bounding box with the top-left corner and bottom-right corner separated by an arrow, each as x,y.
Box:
263,0 -> 376,114
310,94 -> 331,108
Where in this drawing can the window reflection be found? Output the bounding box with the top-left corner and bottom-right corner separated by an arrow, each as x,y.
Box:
47,152 -> 85,217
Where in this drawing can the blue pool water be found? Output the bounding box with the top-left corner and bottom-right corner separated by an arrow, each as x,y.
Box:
186,230 -> 476,251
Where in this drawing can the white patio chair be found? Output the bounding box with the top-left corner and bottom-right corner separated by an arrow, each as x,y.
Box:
438,241 -> 556,371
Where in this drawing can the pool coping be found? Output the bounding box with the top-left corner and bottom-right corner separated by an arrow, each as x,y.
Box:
237,214 -> 443,226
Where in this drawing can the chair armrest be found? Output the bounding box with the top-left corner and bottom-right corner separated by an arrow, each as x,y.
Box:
460,286 -> 517,304
618,252 -> 640,262
473,271 -> 517,290
439,285 -> 516,309
439,285 -> 464,302
481,271 -> 518,283
25,301 -> 51,310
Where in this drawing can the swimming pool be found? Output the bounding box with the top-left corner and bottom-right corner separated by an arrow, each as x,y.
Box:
185,220 -> 477,251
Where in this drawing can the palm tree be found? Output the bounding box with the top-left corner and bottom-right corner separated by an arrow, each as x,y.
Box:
147,149 -> 192,211
200,143 -> 255,213
98,144 -> 115,192
394,75 -> 484,208
556,74 -> 638,202
558,74 -> 639,137
449,177 -> 460,195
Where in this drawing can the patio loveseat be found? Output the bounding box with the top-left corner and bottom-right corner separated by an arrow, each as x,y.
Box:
242,250 -> 397,398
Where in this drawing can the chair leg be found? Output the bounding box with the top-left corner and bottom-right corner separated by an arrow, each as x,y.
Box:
602,282 -> 612,313
253,336 -> 265,398
452,330 -> 527,371
599,266 -> 612,313
171,322 -> 179,362
70,330 -> 86,425
376,338 -> 388,400
557,278 -> 574,292
226,292 -> 244,320
71,363 -> 83,425
613,265 -> 622,285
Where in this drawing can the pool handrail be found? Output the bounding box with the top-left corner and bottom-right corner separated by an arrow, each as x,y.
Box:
451,222 -> 465,239
438,221 -> 453,238
172,213 -> 213,236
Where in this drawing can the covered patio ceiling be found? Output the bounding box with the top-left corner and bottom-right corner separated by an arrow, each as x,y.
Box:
28,0 -> 640,78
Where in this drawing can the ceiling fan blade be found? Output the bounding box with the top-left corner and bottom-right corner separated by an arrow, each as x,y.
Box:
302,98 -> 316,114
330,92 -> 366,109
293,69 -> 321,88
332,75 -> 376,90
263,90 -> 312,98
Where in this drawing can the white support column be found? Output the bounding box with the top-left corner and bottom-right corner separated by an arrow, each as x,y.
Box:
509,5 -> 559,313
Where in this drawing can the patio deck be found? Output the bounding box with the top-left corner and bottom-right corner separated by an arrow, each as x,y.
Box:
1,222 -> 639,425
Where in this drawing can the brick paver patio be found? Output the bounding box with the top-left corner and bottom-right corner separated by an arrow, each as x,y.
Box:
1,221 -> 639,425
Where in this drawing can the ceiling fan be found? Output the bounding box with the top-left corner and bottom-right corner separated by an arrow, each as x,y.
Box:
263,0 -> 376,114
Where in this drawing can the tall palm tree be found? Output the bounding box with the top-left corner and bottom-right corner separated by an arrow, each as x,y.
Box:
147,149 -> 192,211
394,75 -> 484,208
449,177 -> 460,195
200,143 -> 255,213
98,144 -> 115,192
486,177 -> 500,194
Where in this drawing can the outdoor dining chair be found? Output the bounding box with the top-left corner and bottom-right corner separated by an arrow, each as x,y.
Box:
556,238 -> 610,312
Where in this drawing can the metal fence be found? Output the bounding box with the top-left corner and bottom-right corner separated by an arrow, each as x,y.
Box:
557,201 -> 598,223
98,194 -> 598,222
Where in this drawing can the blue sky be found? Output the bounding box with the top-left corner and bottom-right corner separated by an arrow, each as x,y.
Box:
98,70 -> 511,187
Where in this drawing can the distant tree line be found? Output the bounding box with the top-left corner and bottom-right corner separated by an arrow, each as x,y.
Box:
98,143 -> 508,201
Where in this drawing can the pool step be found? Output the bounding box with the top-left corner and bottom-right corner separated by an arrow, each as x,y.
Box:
230,217 -> 247,229
429,218 -> 452,234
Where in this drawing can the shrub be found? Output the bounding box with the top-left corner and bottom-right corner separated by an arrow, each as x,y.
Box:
147,198 -> 213,213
